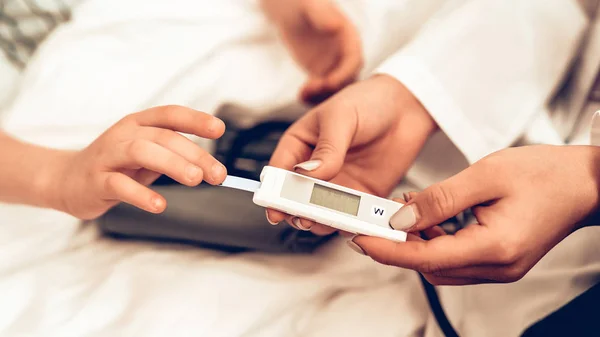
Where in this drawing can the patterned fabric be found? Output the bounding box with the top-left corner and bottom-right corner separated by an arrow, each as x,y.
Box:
0,0 -> 79,68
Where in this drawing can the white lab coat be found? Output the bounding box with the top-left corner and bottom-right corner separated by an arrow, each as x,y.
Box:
374,1 -> 600,336
375,0 -> 588,186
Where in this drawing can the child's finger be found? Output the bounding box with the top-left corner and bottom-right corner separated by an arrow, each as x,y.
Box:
132,105 -> 226,139
114,139 -> 204,186
141,127 -> 227,185
102,172 -> 166,213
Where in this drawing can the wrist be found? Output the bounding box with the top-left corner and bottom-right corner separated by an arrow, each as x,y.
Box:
370,74 -> 438,136
37,149 -> 76,213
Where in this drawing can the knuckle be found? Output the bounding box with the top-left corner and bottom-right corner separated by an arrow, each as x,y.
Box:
425,183 -> 457,220
499,265 -> 527,283
314,139 -> 339,157
376,244 -> 401,267
162,104 -> 184,115
127,139 -> 147,159
118,113 -> 138,126
423,274 -> 444,286
153,128 -> 173,145
430,268 -> 451,278
103,174 -> 118,195
493,240 -> 521,265
194,147 -> 210,162
418,260 -> 445,276
162,104 -> 183,113
480,149 -> 504,165
477,151 -> 507,175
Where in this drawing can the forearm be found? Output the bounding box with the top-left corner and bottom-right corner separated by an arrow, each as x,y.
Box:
0,131 -> 71,209
375,0 -> 586,163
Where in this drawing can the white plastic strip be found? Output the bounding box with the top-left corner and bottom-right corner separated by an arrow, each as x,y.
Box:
220,175 -> 261,193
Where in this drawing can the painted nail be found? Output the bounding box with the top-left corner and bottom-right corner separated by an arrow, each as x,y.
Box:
346,239 -> 366,256
265,210 -> 278,225
186,164 -> 201,182
293,160 -> 322,172
389,204 -> 417,230
288,218 -> 300,230
293,217 -> 311,231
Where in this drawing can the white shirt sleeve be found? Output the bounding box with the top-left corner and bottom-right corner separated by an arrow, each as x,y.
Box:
374,0 -> 587,163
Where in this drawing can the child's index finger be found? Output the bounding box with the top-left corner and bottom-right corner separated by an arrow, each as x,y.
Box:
133,105 -> 225,139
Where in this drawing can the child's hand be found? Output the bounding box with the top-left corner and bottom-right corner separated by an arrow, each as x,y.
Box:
47,106 -> 227,220
261,0 -> 362,103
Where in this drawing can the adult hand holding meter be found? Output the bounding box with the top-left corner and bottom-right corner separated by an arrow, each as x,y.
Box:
265,75 -> 437,235
353,146 -> 600,285
262,74 -> 600,286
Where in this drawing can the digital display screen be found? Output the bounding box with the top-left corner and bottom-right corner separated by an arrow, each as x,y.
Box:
309,183 -> 360,216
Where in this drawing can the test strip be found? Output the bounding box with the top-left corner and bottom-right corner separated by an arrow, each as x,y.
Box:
220,175 -> 261,193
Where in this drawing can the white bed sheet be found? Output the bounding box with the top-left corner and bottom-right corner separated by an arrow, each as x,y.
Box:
0,204 -> 427,337
0,0 -> 431,336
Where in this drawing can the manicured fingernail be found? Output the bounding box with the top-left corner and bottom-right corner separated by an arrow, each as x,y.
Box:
288,218 -> 300,230
346,238 -> 366,256
212,163 -> 226,181
389,204 -> 417,230
293,217 -> 312,231
152,197 -> 164,212
266,210 -> 278,225
186,164 -> 201,182
293,160 -> 322,172
403,192 -> 411,202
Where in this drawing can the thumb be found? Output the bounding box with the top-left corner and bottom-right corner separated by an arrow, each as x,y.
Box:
293,106 -> 357,181
389,165 -> 501,232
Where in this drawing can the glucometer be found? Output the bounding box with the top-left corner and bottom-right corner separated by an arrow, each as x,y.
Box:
221,166 -> 407,242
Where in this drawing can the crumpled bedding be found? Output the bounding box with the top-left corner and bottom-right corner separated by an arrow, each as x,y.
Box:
0,204 -> 428,337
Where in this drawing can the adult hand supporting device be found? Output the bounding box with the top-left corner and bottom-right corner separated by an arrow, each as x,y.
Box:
221,166 -> 407,242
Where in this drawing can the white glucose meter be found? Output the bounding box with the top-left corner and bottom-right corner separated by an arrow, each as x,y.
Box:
221,166 -> 407,242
